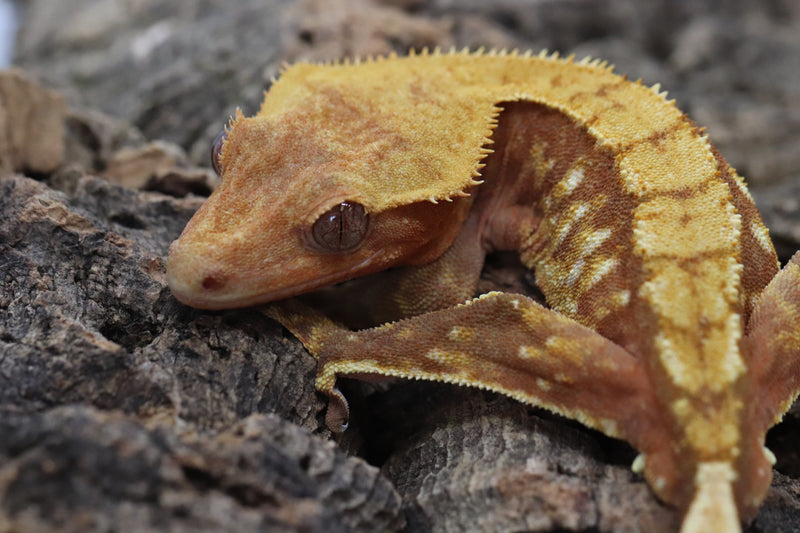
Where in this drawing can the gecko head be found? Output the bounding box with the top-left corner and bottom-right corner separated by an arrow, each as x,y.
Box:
167,107 -> 469,310
168,59 -> 493,309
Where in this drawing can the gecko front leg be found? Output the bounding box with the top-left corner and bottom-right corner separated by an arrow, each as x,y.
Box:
265,291 -> 659,448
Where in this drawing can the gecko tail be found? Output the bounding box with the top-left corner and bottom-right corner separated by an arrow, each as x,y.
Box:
680,462 -> 741,533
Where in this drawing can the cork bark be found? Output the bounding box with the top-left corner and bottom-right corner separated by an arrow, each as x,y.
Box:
2,1 -> 799,531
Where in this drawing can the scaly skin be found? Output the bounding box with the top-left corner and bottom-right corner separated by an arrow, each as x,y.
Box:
167,50 -> 800,532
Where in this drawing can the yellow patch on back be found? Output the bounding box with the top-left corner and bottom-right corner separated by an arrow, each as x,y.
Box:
249,50 -> 716,214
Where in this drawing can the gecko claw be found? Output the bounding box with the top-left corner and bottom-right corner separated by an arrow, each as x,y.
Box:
632,454 -> 645,475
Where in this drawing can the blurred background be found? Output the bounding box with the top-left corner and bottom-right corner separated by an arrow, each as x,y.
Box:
0,0 -> 18,66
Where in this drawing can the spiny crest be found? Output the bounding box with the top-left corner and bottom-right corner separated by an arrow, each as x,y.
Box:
577,55 -> 613,70
278,60 -> 293,74
276,47 -> 622,85
215,107 -> 244,171
649,82 -> 671,100
258,49 -> 690,211
402,45 -> 588,67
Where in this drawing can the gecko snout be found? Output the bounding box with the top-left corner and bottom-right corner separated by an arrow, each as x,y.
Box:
167,264 -> 231,309
166,239 -> 233,309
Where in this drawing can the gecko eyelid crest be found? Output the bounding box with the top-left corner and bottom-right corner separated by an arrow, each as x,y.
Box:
210,128 -> 228,176
309,201 -> 369,253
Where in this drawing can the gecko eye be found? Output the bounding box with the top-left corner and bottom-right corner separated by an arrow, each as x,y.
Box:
210,129 -> 228,175
311,201 -> 369,252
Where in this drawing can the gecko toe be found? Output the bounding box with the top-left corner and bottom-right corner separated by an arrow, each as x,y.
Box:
324,387 -> 350,433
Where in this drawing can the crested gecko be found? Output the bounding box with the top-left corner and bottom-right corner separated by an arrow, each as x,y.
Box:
166,49 -> 800,533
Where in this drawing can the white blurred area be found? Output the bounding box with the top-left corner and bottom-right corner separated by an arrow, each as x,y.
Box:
0,0 -> 18,67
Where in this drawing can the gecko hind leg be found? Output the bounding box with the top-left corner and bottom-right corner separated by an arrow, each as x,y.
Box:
747,251 -> 800,430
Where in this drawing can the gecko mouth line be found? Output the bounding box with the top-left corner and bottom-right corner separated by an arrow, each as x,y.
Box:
168,249 -> 386,310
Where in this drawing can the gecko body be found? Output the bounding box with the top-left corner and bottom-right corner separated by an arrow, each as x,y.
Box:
167,50 -> 800,532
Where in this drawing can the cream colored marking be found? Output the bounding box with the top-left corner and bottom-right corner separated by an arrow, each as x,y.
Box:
510,298 -> 520,309
472,291 -> 502,303
723,260 -> 746,304
750,220 -> 774,255
658,332 -> 692,391
631,454 -> 645,474
671,397 -> 691,419
519,345 -> 542,359
654,477 -> 667,492
447,326 -> 474,342
566,258 -> 586,286
544,336 -> 559,350
555,165 -> 585,197
552,202 -> 590,247
554,372 -> 573,384
591,304 -> 612,323
536,377 -> 552,391
328,359 -> 381,376
543,194 -> 552,212
425,348 -> 450,364
561,297 -> 579,316
579,227 -> 612,258
729,171 -> 755,201
586,255 -> 617,288
612,289 -> 631,308
720,313 -> 745,387
680,462 -> 740,533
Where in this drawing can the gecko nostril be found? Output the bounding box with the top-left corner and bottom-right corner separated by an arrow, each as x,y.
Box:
201,274 -> 225,291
